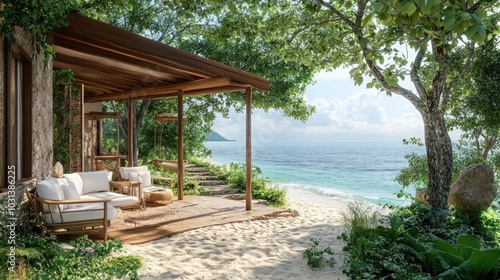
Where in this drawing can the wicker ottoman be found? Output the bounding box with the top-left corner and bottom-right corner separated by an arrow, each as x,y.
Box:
145,189 -> 174,205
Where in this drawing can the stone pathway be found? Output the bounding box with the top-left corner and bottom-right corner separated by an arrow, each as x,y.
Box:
185,165 -> 241,197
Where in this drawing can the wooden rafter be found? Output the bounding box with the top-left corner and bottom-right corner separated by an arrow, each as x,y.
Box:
51,13 -> 269,102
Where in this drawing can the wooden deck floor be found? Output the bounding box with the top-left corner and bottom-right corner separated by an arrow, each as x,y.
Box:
83,196 -> 294,244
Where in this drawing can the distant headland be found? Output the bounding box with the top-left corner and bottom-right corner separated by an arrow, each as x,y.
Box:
206,131 -> 234,141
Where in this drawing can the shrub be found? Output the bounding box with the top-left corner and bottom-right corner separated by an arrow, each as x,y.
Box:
303,238 -> 336,269
32,235 -> 142,280
341,200 -> 380,243
1,196 -> 142,280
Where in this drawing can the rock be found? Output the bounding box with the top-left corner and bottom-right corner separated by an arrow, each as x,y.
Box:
448,163 -> 497,214
415,188 -> 429,206
51,162 -> 64,178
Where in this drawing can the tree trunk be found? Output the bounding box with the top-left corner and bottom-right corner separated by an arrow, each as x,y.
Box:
422,92 -> 453,210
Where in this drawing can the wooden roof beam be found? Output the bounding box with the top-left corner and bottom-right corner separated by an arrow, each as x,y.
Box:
85,77 -> 236,103
56,14 -> 269,91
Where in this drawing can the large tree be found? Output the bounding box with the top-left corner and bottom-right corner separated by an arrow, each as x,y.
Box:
175,0 -> 497,210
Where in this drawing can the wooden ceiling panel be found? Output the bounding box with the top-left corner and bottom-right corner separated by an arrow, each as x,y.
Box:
52,13 -> 269,102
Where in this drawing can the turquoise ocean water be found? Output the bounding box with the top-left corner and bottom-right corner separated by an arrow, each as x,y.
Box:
205,141 -> 425,206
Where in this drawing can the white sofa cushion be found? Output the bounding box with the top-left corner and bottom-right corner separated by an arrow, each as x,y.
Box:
43,203 -> 117,224
63,173 -> 84,195
78,171 -> 109,194
37,180 -> 65,213
62,184 -> 81,209
81,192 -> 139,208
129,171 -> 152,187
120,166 -> 148,180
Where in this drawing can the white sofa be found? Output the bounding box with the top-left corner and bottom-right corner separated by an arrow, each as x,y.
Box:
32,171 -> 140,241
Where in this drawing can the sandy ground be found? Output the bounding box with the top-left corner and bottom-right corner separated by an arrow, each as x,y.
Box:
123,196 -> 354,280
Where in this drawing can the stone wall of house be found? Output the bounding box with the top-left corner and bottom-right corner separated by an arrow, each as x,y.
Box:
13,27 -> 53,181
0,35 -> 5,188
30,43 -> 53,180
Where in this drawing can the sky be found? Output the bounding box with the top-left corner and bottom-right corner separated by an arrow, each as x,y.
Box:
211,68 -> 462,142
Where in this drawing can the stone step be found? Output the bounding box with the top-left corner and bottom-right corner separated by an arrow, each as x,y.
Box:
185,167 -> 208,173
202,185 -> 240,196
189,175 -> 218,181
198,180 -> 226,186
186,172 -> 211,177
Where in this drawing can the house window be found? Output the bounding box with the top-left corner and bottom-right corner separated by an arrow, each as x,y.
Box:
13,54 -> 32,180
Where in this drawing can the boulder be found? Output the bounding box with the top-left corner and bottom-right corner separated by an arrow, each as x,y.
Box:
51,162 -> 64,178
415,188 -> 429,206
448,163 -> 497,214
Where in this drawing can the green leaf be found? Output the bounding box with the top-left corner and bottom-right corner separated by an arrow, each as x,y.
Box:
400,2 -> 417,15
443,16 -> 455,29
373,2 -> 384,13
457,235 -> 480,259
469,249 -> 500,279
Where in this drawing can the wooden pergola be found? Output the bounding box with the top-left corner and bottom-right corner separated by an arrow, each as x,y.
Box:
51,13 -> 269,210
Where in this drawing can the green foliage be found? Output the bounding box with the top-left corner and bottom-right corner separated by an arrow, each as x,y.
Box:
303,238 -> 336,269
340,215 -> 430,279
1,197 -> 141,280
341,200 -> 380,243
340,201 -> 500,279
53,70 -> 81,170
405,234 -> 500,279
32,235 -> 142,280
0,0 -> 78,62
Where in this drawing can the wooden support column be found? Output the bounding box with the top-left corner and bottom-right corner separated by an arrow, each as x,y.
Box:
127,98 -> 133,167
246,87 -> 252,211
177,90 -> 184,200
81,84 -> 85,172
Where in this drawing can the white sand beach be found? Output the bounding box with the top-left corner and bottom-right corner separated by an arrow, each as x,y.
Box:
123,190 -> 362,280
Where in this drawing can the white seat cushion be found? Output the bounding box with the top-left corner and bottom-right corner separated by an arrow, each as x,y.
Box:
78,171 -> 110,194
44,203 -> 116,224
120,166 -> 148,180
81,192 -> 139,208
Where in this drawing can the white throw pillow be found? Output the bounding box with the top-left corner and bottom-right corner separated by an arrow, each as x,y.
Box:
120,166 -> 148,180
137,171 -> 152,187
63,173 -> 84,195
37,180 -> 65,213
62,184 -> 80,209
78,171 -> 109,194
128,172 -> 139,182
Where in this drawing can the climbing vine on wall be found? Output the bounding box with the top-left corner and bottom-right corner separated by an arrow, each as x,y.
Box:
53,70 -> 82,172
0,0 -> 81,63
0,0 -> 128,63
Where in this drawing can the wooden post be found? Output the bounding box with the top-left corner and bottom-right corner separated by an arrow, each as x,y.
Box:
81,84 -> 85,172
246,87 -> 252,211
177,90 -> 184,200
127,98 -> 133,167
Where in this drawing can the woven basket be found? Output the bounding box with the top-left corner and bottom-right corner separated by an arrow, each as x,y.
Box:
146,190 -> 173,205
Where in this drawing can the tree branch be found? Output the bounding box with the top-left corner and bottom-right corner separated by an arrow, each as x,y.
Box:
443,43 -> 475,112
411,45 -> 428,100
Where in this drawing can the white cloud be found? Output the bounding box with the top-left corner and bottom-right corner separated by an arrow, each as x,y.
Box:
212,80 -> 427,142
292,89 -> 422,138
